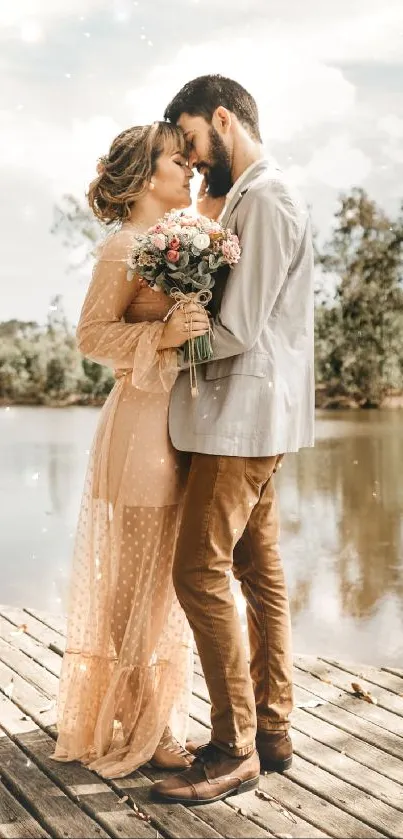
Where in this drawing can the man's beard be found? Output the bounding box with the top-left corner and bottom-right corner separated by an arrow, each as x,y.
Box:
200,128 -> 232,198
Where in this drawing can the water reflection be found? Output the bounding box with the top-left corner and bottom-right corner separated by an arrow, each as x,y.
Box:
0,407 -> 402,664
277,412 -> 403,663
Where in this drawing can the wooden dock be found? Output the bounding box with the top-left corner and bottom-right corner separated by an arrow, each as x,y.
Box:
0,606 -> 402,838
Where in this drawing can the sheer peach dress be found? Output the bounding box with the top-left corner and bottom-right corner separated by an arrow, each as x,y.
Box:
52,228 -> 193,779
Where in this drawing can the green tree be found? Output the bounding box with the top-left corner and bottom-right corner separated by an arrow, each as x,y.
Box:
317,188 -> 403,405
0,301 -> 114,405
51,194 -> 104,268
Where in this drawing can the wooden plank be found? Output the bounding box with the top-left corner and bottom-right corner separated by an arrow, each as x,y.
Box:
258,772 -> 386,839
286,754 -> 401,837
297,691 -> 403,762
0,616 -> 62,679
0,658 -> 58,731
23,610 -> 66,639
382,667 -> 403,679
291,728 -> 403,813
0,608 -> 65,657
0,697 -> 158,839
295,656 -> 403,721
321,658 -> 403,697
228,788 -> 330,839
190,691 -> 212,728
292,666 -> 403,754
0,735 -> 107,838
291,707 -> 403,785
0,778 -> 50,839
0,638 -> 58,699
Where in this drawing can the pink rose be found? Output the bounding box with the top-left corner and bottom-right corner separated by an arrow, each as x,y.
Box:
149,224 -> 162,233
151,233 -> 166,250
167,249 -> 180,263
221,240 -> 241,264
169,236 -> 180,250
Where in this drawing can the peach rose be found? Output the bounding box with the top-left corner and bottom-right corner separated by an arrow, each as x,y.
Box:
167,249 -> 180,263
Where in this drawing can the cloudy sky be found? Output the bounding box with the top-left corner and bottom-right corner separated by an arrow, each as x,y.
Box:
1,0 -> 403,324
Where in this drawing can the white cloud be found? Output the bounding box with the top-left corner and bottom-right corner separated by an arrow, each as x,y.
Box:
378,115 -> 403,167
125,35 -> 356,143
20,20 -> 44,42
303,4 -> 403,64
378,114 -> 403,138
287,136 -> 372,190
176,0 -> 403,64
1,16 -> 359,202
0,0 -> 104,28
0,111 -> 121,195
3,0 -> 403,67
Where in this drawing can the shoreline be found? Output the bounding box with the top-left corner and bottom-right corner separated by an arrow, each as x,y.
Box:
2,393 -> 403,410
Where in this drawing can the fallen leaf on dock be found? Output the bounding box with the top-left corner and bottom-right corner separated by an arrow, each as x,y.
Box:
4,678 -> 14,698
10,624 -> 28,636
255,790 -> 297,824
129,802 -> 152,823
118,795 -> 129,804
351,682 -> 378,704
296,698 -> 327,709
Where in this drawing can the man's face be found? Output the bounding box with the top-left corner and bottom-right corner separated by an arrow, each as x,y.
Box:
178,114 -> 232,198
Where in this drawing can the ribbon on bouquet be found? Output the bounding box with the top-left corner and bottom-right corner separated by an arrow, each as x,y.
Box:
163,288 -> 213,398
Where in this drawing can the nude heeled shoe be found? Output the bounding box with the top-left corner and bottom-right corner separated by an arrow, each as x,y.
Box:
150,727 -> 195,771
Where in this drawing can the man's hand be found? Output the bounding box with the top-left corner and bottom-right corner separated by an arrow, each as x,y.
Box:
196,175 -> 226,221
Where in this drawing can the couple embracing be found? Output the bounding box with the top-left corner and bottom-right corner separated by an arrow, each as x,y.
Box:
53,75 -> 314,805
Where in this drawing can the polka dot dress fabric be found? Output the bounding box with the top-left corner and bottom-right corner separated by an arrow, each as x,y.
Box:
52,230 -> 193,778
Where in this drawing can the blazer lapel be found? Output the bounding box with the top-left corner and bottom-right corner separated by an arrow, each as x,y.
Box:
221,159 -> 280,228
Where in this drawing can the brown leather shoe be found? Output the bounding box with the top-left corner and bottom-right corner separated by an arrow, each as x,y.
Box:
151,742 -> 260,804
185,739 -> 204,754
256,730 -> 292,772
150,727 -> 194,771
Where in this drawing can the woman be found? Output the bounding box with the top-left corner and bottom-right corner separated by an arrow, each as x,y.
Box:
52,122 -> 209,779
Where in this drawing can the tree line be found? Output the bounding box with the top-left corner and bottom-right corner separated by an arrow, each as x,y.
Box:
1,188 -> 402,407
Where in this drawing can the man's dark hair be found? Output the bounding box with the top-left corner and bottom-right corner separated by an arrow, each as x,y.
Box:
164,74 -> 262,143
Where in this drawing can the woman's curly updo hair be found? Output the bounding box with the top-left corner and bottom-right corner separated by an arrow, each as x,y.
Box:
87,121 -> 187,225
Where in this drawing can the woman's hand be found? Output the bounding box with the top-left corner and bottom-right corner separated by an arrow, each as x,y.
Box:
158,303 -> 209,350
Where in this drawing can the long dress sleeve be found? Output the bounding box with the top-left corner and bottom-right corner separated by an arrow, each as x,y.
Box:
76,230 -> 178,392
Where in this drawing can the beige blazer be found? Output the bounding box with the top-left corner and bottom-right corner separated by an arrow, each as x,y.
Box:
169,159 -> 315,457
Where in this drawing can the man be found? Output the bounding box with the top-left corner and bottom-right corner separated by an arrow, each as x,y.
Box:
152,75 -> 315,805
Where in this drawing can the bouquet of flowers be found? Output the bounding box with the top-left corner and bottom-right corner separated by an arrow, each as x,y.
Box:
127,211 -> 241,395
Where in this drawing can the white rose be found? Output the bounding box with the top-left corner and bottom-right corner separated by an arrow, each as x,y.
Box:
192,232 -> 210,250
186,229 -> 198,240
151,233 -> 166,250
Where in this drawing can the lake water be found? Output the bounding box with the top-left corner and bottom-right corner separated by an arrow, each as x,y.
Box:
1,406 -> 402,666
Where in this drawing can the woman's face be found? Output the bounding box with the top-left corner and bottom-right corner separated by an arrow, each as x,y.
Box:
152,140 -> 193,211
